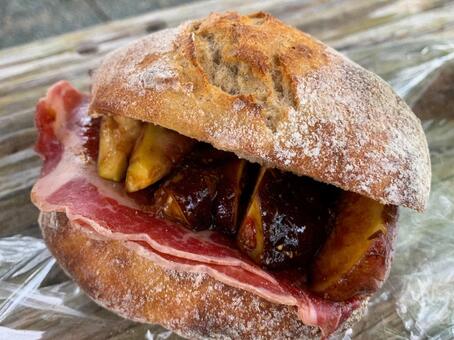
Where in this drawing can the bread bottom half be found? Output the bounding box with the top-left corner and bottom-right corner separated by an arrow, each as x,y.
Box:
40,211 -> 367,339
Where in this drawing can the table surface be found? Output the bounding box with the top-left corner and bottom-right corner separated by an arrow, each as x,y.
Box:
0,0 -> 201,49
1,0 -> 454,339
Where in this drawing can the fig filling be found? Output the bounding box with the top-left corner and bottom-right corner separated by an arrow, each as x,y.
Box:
97,116 -> 398,301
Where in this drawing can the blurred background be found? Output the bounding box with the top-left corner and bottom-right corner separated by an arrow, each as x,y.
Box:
0,0 -> 201,48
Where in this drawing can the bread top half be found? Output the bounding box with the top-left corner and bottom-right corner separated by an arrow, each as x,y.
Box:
90,12 -> 431,211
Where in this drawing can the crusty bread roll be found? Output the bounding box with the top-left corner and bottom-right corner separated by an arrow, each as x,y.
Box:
90,11 -> 431,211
34,11 -> 431,340
40,211 -> 367,339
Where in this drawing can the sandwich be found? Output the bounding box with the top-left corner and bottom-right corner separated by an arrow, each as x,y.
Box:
31,12 -> 431,339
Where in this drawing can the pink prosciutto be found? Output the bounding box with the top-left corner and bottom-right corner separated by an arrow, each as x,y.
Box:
31,81 -> 363,337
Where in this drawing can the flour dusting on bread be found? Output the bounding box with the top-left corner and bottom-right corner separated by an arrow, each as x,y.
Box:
95,26 -> 183,98
90,12 -> 430,211
140,57 -> 178,92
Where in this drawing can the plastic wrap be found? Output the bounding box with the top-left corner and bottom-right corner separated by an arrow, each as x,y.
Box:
340,40 -> 454,339
1,2 -> 454,339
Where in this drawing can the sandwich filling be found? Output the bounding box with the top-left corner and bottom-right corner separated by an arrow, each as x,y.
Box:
32,81 -> 398,337
96,100 -> 398,302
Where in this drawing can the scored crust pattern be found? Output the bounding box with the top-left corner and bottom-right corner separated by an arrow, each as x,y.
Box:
90,12 -> 430,211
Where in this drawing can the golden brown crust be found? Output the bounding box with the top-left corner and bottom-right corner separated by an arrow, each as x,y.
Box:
90,12 -> 430,211
40,211 -> 366,339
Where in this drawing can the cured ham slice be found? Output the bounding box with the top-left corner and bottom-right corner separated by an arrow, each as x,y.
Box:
32,81 -> 363,336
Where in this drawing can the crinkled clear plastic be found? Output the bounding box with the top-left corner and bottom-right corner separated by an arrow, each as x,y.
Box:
1,9 -> 454,340
343,41 -> 454,340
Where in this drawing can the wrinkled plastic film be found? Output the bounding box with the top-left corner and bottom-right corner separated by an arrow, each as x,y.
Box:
342,40 -> 454,340
1,8 -> 454,340
0,239 -> 176,338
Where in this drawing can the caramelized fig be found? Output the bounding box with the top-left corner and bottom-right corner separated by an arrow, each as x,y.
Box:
155,146 -> 248,232
237,168 -> 339,269
125,124 -> 194,192
159,190 -> 190,226
98,116 -> 142,182
310,192 -> 398,301
154,149 -> 221,230
212,158 -> 247,235
236,180 -> 265,263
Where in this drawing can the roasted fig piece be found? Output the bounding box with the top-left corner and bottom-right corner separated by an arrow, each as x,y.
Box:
155,146 -> 247,232
237,186 -> 264,263
125,123 -> 194,192
237,168 -> 339,269
310,192 -> 398,301
154,148 -> 221,230
212,158 -> 247,235
158,189 -> 190,226
97,116 -> 142,181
